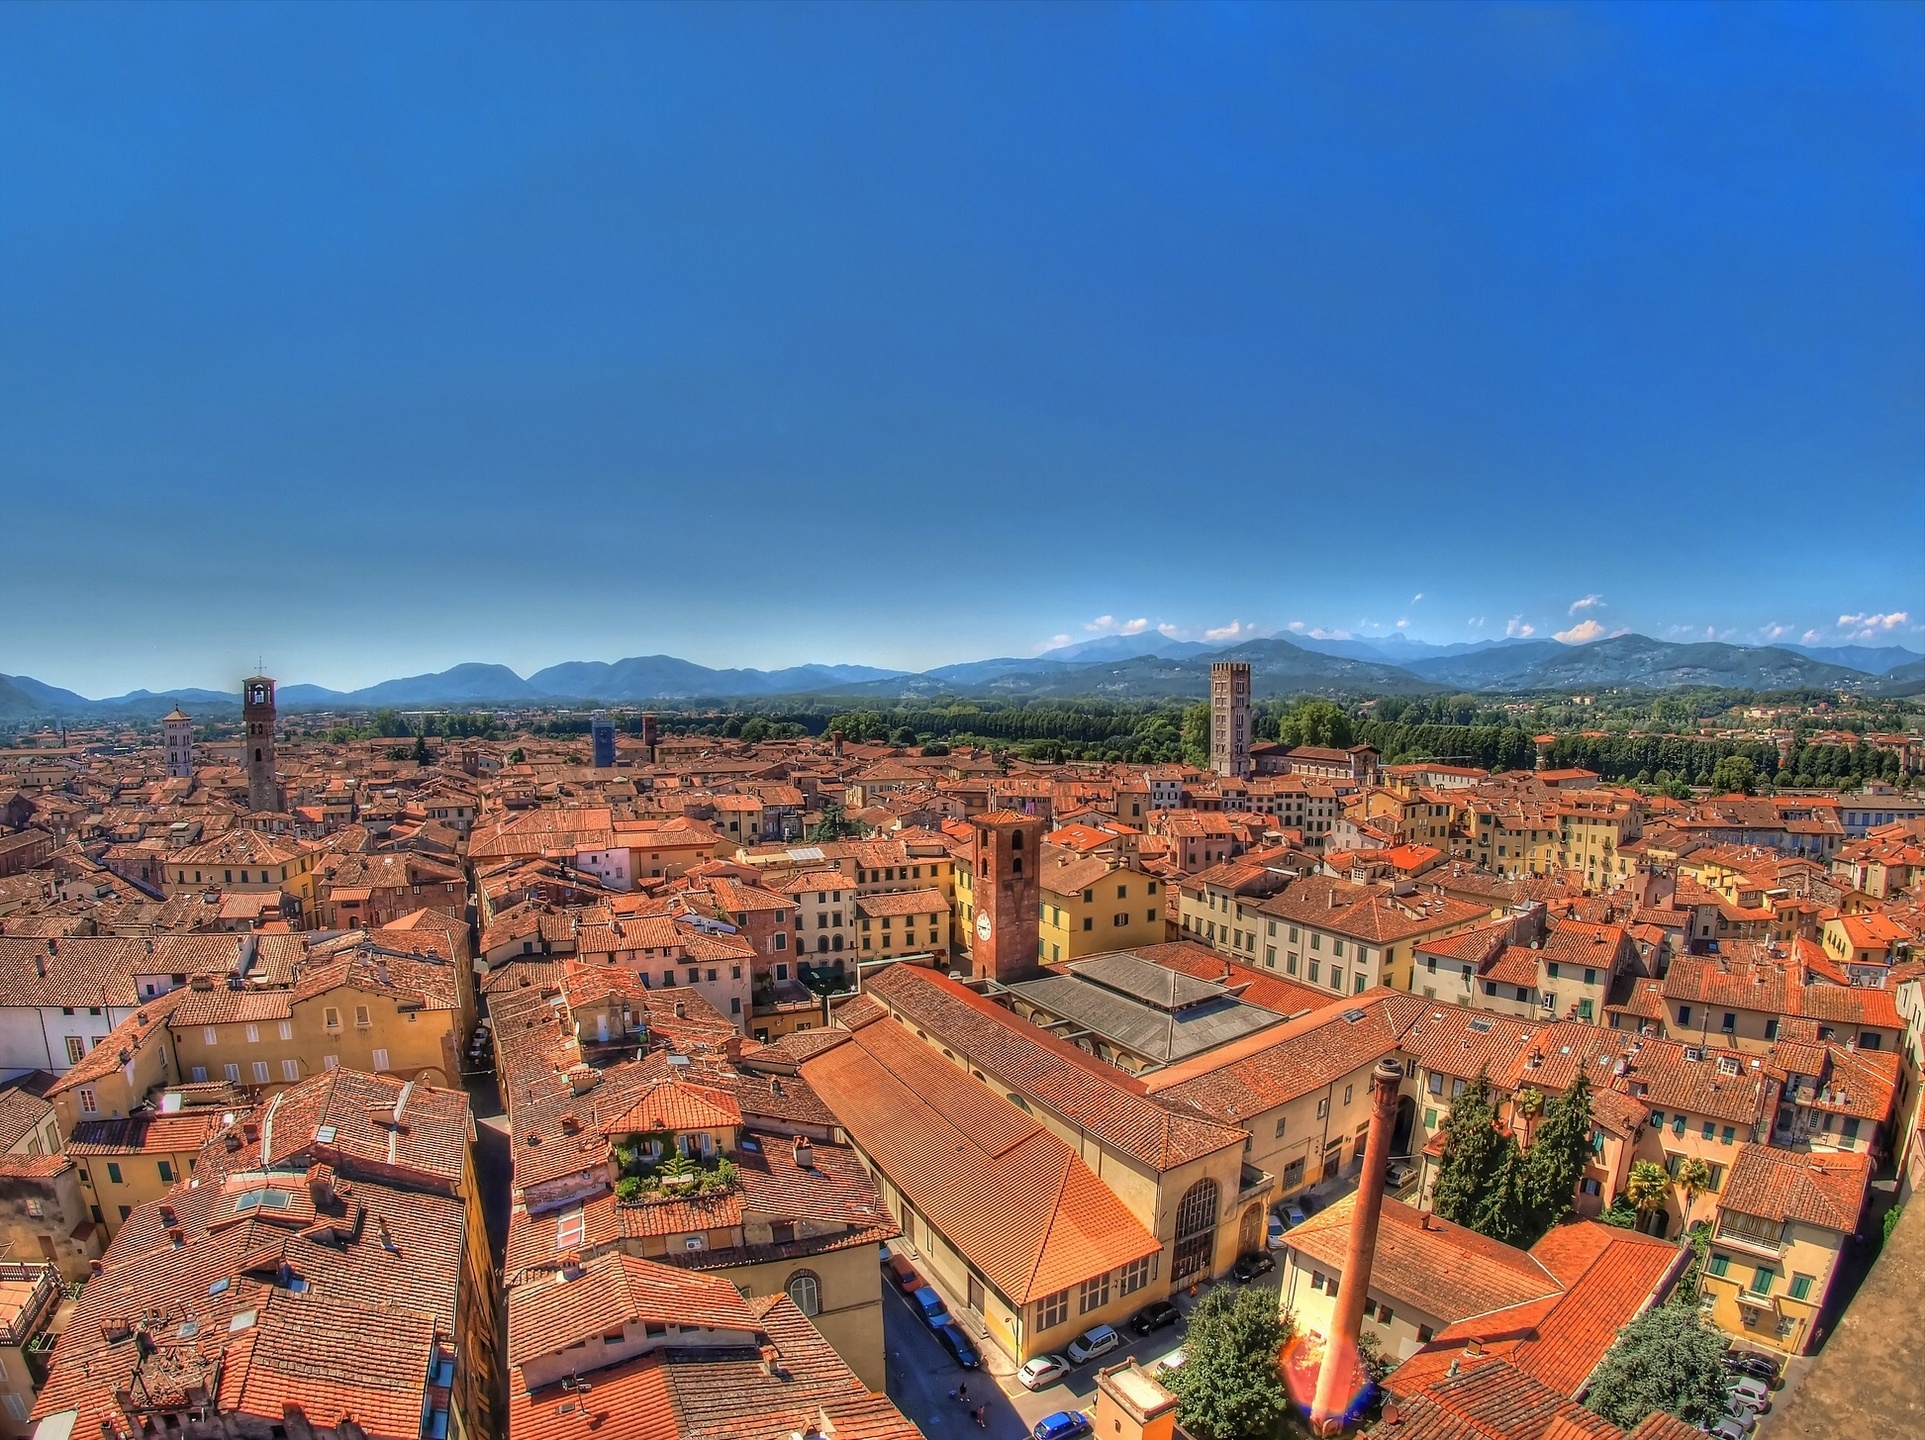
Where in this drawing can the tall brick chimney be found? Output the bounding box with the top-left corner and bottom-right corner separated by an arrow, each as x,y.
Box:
1311,1057 -> 1405,1434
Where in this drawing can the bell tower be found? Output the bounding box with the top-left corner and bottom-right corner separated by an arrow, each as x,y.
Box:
162,707 -> 195,779
970,810 -> 1044,984
243,675 -> 281,813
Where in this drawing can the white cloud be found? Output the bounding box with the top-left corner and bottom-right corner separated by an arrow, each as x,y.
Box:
1468,616 -> 1487,629
1411,593 -> 1424,604
1396,618 -> 1409,629
1505,616 -> 1535,638
1047,634 -> 1070,648
1084,616 -> 1116,633
1760,623 -> 1792,642
1204,620 -> 1247,643
1119,618 -> 1149,635
1288,621 -> 1306,633
1802,629 -> 1822,645
1307,627 -> 1353,641
1568,594 -> 1604,615
1555,619 -> 1607,644
1157,623 -> 1183,638
1838,611 -> 1910,640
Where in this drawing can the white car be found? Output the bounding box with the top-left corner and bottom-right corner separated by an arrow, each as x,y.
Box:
1018,1355 -> 1070,1391
1066,1324 -> 1121,1365
1157,1348 -> 1186,1375
1727,1377 -> 1771,1413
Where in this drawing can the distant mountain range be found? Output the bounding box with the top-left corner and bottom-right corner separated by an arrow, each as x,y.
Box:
2,635 -> 1919,721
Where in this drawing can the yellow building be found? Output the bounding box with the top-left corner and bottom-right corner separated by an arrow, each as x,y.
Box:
0,1261 -> 60,1437
164,827 -> 318,917
167,951 -> 463,1093
1700,1144 -> 1868,1355
65,1106 -> 227,1239
1040,857 -> 1166,965
854,888 -> 950,961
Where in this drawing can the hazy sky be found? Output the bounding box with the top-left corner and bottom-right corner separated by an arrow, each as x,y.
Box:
2,2 -> 1921,695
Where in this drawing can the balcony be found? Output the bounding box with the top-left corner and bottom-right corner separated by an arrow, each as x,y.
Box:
1715,1219 -> 1786,1259
1237,1162 -> 1275,1208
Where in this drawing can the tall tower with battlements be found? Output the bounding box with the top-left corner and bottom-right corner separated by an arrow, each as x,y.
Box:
1210,661 -> 1252,779
242,675 -> 281,813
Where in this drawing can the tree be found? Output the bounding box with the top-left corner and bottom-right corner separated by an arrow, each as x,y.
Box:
1165,1284 -> 1293,1440
1180,703 -> 1211,768
506,746 -> 526,764
1583,1304 -> 1731,1430
1431,1074 -> 1518,1231
1676,1157 -> 1713,1219
1625,1161 -> 1672,1226
1710,754 -> 1756,795
1511,1086 -> 1544,1148
411,732 -> 432,765
1519,1072 -> 1593,1241
1277,699 -> 1355,750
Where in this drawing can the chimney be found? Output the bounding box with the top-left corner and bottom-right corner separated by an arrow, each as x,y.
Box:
1311,1057 -> 1404,1435
307,1163 -> 336,1209
792,1136 -> 814,1171
158,1202 -> 177,1227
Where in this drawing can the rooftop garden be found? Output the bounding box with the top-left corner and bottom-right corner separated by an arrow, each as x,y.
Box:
613,1131 -> 737,1204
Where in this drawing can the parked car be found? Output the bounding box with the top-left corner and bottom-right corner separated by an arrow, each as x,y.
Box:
1157,1348 -> 1186,1375
1129,1301 -> 1182,1335
1065,1324 -> 1121,1365
1032,1412 -> 1093,1440
1712,1405 -> 1757,1438
1018,1355 -> 1070,1391
1284,1199 -> 1310,1227
1721,1352 -> 1780,1385
933,1321 -> 980,1369
1232,1252 -> 1276,1283
882,1251 -> 923,1292
1727,1378 -> 1771,1413
1386,1161 -> 1418,1190
912,1286 -> 950,1328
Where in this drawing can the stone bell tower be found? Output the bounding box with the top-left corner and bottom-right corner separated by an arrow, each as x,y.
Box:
243,675 -> 281,813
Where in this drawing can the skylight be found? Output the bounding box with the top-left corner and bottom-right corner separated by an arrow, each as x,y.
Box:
315,1125 -> 338,1143
233,1188 -> 294,1212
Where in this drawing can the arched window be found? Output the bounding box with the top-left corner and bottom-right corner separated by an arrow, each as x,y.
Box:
817,936 -> 830,954
1011,830 -> 1024,851
1171,1178 -> 1219,1283
254,748 -> 263,763
786,1270 -> 821,1316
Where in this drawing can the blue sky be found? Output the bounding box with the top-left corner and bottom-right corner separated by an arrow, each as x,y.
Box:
2,2 -> 1920,695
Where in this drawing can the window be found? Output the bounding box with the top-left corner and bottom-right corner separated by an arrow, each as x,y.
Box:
157,1159 -> 173,1182
224,1064 -> 241,1083
785,1271 -> 822,1317
1316,1098 -> 1328,1120
106,1162 -> 123,1184
1416,1325 -> 1434,1343
281,1059 -> 300,1082
1079,1272 -> 1110,1314
1343,1084 -> 1354,1106
1424,1108 -> 1437,1129
278,1021 -> 293,1041
64,1036 -> 85,1065
322,1055 -> 339,1071
355,1006 -> 372,1028
1842,1117 -> 1862,1142
1678,1005 -> 1692,1026
1274,1117 -> 1287,1139
1119,1255 -> 1153,1295
1428,1073 -> 1444,1095
371,1048 -> 390,1072
1037,1289 -> 1070,1330
1707,1253 -> 1729,1278
324,1007 -> 341,1031
191,1067 -> 207,1083
1788,1273 -> 1814,1301
245,1023 -> 260,1044
252,1061 -> 270,1084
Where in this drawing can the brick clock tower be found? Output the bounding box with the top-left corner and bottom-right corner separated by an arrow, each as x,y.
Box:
970,810 -> 1044,984
243,674 -> 281,814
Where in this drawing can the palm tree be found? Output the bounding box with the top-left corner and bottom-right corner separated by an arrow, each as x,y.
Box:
1676,1157 -> 1713,1220
1625,1161 -> 1673,1234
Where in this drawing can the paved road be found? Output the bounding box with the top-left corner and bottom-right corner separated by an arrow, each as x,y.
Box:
885,1270 -> 1274,1438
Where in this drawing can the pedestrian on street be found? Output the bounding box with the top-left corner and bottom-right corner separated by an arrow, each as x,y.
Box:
957,1381 -> 969,1405
973,1406 -> 987,1428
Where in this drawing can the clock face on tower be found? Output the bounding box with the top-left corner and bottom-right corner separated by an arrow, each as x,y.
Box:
975,912 -> 992,942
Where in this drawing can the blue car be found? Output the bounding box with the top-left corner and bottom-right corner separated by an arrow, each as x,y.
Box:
933,1320 -> 980,1369
1033,1412 -> 1093,1440
912,1286 -> 950,1327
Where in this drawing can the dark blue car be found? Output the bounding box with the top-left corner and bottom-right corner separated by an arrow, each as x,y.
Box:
912,1285 -> 950,1328
933,1320 -> 980,1369
1033,1413 -> 1093,1440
